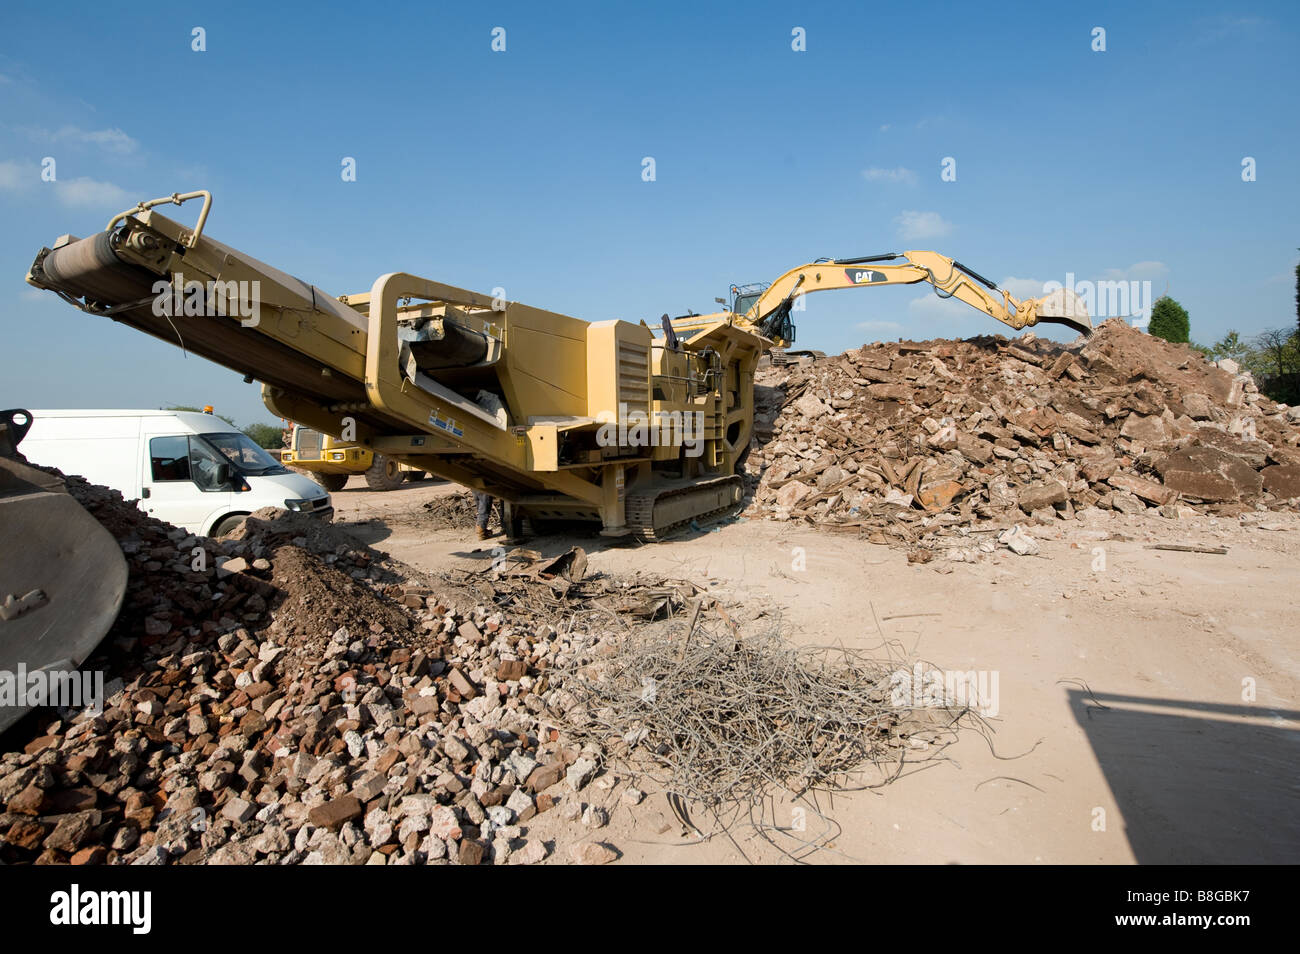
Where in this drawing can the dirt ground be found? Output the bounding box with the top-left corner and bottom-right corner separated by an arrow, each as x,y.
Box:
331,476 -> 1300,865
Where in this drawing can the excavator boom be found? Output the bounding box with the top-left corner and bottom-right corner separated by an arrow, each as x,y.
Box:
673,249 -> 1092,347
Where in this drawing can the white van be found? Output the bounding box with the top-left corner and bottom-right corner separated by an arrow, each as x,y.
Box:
22,409 -> 333,537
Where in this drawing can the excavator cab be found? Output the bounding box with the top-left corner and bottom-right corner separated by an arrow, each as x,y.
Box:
730,282 -> 796,345
729,282 -> 767,317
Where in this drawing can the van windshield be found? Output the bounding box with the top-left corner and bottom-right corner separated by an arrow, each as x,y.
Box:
200,432 -> 287,476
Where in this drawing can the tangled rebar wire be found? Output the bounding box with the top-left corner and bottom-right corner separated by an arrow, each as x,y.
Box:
557,617 -> 970,811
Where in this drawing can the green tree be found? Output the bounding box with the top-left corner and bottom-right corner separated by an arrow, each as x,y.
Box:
1245,328 -> 1300,404
241,422 -> 284,449
1208,330 -> 1252,363
1251,328 -> 1300,379
1294,256 -> 1299,338
1148,295 -> 1190,344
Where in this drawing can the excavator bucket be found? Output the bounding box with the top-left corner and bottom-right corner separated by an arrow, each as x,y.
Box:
0,410 -> 128,733
1032,287 -> 1093,336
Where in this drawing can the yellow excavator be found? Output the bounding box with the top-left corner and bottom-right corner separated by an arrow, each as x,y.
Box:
684,250 -> 1092,346
23,191 -> 1091,548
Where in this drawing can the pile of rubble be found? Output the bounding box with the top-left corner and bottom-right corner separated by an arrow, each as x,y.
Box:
0,480 -> 696,866
744,320 -> 1300,547
412,491 -> 478,530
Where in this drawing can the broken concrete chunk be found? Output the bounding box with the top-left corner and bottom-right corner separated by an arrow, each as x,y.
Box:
1261,464 -> 1300,499
1120,413 -> 1169,445
448,668 -> 477,700
1107,472 -> 1177,506
1155,446 -> 1263,502
569,841 -> 618,865
566,757 -> 598,791
775,480 -> 812,510
1017,480 -> 1068,512
997,524 -> 1040,556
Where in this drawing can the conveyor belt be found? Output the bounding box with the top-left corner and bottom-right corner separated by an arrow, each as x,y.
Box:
31,231 -> 369,407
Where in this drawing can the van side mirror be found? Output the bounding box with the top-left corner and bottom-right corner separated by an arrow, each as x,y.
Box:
216,462 -> 232,488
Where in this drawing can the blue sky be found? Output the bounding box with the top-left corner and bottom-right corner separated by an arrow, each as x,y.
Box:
2,0 -> 1296,427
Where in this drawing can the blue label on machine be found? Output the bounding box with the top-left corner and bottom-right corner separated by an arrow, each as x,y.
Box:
428,411 -> 463,438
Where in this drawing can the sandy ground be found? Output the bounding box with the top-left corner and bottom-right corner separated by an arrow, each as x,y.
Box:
332,477 -> 1300,865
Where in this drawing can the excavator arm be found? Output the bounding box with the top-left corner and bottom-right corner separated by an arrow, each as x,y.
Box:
735,250 -> 1092,346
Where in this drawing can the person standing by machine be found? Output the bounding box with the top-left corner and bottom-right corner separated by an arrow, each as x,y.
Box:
474,490 -> 501,541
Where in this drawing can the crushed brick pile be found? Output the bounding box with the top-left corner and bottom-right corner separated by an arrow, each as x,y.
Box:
0,481 -> 690,866
744,319 -> 1300,546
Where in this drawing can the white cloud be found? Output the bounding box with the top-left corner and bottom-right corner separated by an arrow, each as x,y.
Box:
895,210 -> 953,241
1192,15 -> 1271,45
907,290 -> 968,320
913,114 -> 948,130
856,319 -> 903,334
878,124 -> 891,132
1100,260 -> 1168,283
0,161 -> 130,207
75,127 -> 138,154
0,159 -> 30,191
23,124 -> 138,154
1000,276 -> 1049,300
55,177 -> 130,208
863,166 -> 916,185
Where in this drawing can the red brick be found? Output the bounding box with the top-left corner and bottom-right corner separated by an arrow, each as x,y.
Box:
307,795 -> 363,830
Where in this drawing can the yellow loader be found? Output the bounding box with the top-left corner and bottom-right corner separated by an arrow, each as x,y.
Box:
280,422 -> 426,492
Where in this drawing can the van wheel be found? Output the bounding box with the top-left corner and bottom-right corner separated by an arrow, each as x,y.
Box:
211,514 -> 246,537
403,470 -> 427,482
311,471 -> 349,492
364,455 -> 405,491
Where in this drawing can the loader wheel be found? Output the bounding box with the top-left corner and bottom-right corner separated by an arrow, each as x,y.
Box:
364,455 -> 406,491
310,471 -> 349,492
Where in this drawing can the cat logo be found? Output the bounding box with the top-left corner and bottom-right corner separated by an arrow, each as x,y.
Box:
845,268 -> 884,284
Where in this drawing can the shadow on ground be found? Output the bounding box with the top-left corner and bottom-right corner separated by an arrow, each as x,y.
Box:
334,518 -> 393,545
1066,688 -> 1300,863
